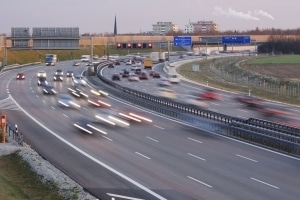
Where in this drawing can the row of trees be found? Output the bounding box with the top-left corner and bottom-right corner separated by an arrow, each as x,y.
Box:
258,35 -> 300,54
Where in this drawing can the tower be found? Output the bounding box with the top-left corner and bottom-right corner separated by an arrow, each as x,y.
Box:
114,15 -> 117,35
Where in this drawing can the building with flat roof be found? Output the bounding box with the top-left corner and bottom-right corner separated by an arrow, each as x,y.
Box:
152,22 -> 179,35
184,21 -> 219,34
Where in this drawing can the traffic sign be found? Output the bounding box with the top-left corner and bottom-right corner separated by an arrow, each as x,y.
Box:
222,36 -> 251,45
173,36 -> 192,46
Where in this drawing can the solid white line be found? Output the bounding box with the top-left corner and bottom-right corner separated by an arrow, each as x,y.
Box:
147,136 -> 159,143
251,178 -> 280,189
188,137 -> 203,144
188,176 -> 212,188
135,152 -> 151,160
187,153 -> 206,161
102,135 -> 113,141
9,94 -> 166,200
107,193 -> 145,200
236,154 -> 258,162
153,125 -> 164,129
62,114 -> 69,118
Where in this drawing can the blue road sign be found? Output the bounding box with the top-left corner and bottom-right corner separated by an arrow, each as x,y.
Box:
222,36 -> 251,45
173,36 -> 192,46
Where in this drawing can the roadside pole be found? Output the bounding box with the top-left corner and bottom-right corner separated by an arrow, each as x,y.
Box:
1,115 -> 7,143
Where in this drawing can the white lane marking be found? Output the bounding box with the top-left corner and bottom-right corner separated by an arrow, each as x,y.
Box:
82,107 -> 88,111
237,115 -> 247,119
36,95 -> 39,98
251,178 -> 280,189
62,114 -> 69,118
135,152 -> 151,160
51,106 -> 56,110
188,176 -> 212,188
208,108 -> 218,112
107,193 -> 144,200
188,137 -> 203,144
236,154 -> 258,162
187,153 -> 206,161
153,125 -> 164,129
42,100 -> 46,103
237,109 -> 247,113
211,103 -> 219,106
9,94 -> 166,200
147,136 -> 159,143
102,135 -> 112,141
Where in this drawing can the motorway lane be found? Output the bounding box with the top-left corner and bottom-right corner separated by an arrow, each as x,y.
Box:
1,61 -> 300,200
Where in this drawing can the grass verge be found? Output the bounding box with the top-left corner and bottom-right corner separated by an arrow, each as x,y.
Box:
0,151 -> 65,200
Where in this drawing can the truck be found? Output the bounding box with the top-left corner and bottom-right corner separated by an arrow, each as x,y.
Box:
143,57 -> 153,69
45,54 -> 57,66
150,52 -> 159,64
80,55 -> 91,62
159,52 -> 167,62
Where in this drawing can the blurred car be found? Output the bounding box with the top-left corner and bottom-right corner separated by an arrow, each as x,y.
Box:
128,73 -> 139,81
73,61 -> 80,66
149,70 -> 155,76
37,77 -> 48,86
43,85 -> 57,95
112,73 -> 121,81
131,65 -> 139,71
168,74 -> 181,84
68,86 -> 89,98
139,71 -> 149,80
153,72 -> 161,78
234,93 -> 263,108
66,70 -> 74,77
57,93 -> 81,109
155,88 -> 177,100
74,119 -> 107,135
37,71 -> 46,78
183,95 -> 208,108
135,61 -> 142,67
16,73 -> 25,80
199,89 -> 221,100
122,69 -> 130,78
134,68 -> 142,75
125,60 -> 132,65
53,74 -> 63,81
158,77 -> 171,87
95,108 -> 130,127
72,75 -> 87,86
115,60 -> 121,65
108,63 -> 114,68
55,69 -> 63,76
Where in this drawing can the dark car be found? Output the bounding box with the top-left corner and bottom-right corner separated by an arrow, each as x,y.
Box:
115,60 -> 121,65
108,63 -> 114,68
122,69 -> 130,78
43,85 -> 57,95
37,77 -> 48,86
134,68 -> 142,75
16,73 -> 25,80
153,72 -> 161,78
234,94 -> 263,108
66,70 -> 74,77
112,73 -> 121,81
53,74 -> 63,81
139,71 -> 149,80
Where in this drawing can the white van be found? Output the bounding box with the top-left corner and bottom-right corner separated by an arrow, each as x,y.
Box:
168,74 -> 181,84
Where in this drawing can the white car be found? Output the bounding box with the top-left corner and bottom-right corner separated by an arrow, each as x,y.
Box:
183,95 -> 208,108
135,61 -> 142,67
72,75 -> 87,86
155,88 -> 177,100
168,74 -> 181,83
126,60 -> 132,65
128,73 -> 139,81
158,77 -> 171,87
37,71 -> 47,78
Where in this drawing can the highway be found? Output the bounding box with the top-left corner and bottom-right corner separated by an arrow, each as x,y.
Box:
0,59 -> 300,200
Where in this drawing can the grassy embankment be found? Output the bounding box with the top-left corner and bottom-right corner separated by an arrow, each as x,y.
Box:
177,55 -> 300,105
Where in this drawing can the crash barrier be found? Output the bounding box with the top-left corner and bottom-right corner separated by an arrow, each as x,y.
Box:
83,61 -> 300,157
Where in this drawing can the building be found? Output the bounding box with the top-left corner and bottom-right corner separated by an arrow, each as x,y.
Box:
184,21 -> 219,34
152,22 -> 179,35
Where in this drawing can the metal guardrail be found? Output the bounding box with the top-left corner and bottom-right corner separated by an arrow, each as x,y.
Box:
84,61 -> 300,157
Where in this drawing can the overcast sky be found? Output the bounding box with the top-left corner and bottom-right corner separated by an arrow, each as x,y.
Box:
0,0 -> 298,34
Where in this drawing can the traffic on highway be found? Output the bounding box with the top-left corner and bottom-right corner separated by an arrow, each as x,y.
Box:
0,54 -> 300,200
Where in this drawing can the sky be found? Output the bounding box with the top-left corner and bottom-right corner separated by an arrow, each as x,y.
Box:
0,0 -> 299,35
